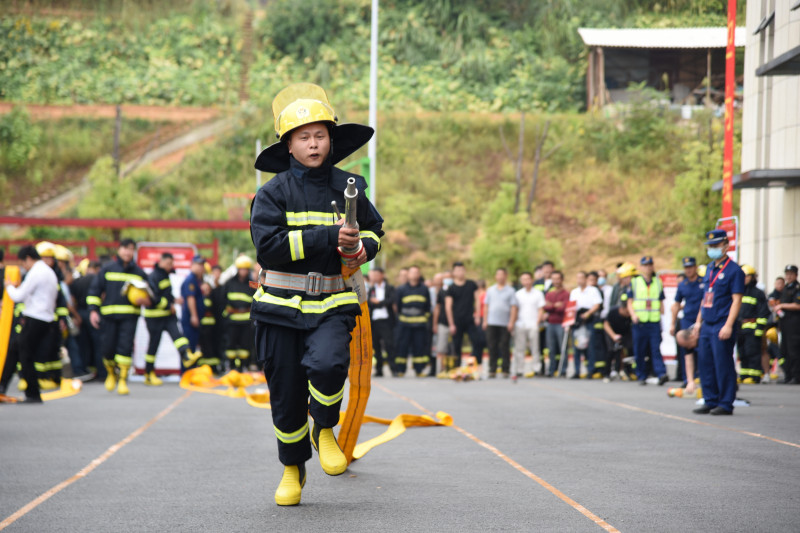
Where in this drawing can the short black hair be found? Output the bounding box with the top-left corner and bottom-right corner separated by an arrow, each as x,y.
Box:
119,238 -> 136,248
161,252 -> 174,260
452,261 -> 465,269
89,260 -> 101,269
0,249 -> 4,262
212,265 -> 222,271
587,271 -> 598,279
496,267 -> 507,274
552,270 -> 563,278
520,271 -> 533,278
542,260 -> 554,268
372,267 -> 384,273
18,245 -> 40,262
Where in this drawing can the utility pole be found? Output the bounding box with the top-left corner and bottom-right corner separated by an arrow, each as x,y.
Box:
368,0 -> 378,207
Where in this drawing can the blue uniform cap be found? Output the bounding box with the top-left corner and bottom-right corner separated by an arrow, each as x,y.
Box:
704,229 -> 728,245
682,257 -> 696,267
191,254 -> 205,264
640,256 -> 654,265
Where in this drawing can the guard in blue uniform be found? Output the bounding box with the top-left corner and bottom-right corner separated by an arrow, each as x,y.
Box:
250,83 -> 383,506
692,229 -> 744,415
180,256 -> 206,360
671,257 -> 704,386
393,266 -> 431,377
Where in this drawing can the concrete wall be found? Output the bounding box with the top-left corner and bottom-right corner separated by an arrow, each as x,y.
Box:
739,0 -> 800,281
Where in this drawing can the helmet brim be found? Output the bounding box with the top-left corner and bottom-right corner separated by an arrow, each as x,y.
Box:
255,123 -> 374,174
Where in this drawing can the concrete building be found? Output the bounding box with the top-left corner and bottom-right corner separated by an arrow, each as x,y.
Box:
737,0 -> 800,278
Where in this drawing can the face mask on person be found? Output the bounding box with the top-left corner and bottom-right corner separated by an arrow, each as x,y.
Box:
707,247 -> 724,260
443,278 -> 453,289
598,277 -> 606,286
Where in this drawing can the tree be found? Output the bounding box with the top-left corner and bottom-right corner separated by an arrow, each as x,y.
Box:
471,183 -> 562,278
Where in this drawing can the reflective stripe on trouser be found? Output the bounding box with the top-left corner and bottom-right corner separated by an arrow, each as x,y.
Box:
99,316 -> 138,367
145,316 -> 188,371
631,322 -> 666,381
698,322 -> 738,412
393,324 -> 429,374
737,329 -> 763,379
256,313 -> 356,466
226,322 -> 253,361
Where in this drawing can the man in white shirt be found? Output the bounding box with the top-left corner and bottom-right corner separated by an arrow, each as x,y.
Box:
5,245 -> 59,403
570,271 -> 603,378
513,272 -> 545,379
367,268 -> 395,377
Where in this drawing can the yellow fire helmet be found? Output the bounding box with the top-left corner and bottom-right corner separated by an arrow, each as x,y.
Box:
77,258 -> 90,276
35,241 -> 57,258
741,264 -> 756,276
697,264 -> 707,278
766,327 -> 778,344
122,279 -> 153,306
255,82 -> 374,173
616,262 -> 638,279
235,256 -> 253,270
54,244 -> 74,263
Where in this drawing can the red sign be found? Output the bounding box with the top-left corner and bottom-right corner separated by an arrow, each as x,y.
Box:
716,216 -> 738,262
562,301 -> 577,328
659,272 -> 680,289
136,242 -> 198,270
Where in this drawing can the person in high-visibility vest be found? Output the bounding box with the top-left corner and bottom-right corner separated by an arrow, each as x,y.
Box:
626,256 -> 668,385
223,256 -> 255,371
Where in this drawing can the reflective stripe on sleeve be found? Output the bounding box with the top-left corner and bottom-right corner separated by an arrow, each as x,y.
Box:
401,295 -> 427,304
105,272 -> 143,282
101,305 -> 140,315
87,296 -> 102,306
288,230 -> 305,261
227,293 -> 253,303
360,231 -> 381,250
158,279 -> 172,290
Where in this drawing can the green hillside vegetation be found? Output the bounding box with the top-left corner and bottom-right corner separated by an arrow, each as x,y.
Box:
1,1 -> 743,275
2,0 -> 741,111
21,96 -> 738,276
0,106 -> 161,209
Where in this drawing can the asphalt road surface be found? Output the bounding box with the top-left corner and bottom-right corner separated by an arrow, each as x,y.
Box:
2,374 -> 799,532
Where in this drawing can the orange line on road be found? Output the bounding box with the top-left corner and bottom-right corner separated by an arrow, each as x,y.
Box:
531,382 -> 800,450
373,383 -> 620,533
0,391 -> 192,531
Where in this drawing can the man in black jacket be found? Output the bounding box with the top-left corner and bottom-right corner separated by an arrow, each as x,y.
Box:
367,267 -> 395,377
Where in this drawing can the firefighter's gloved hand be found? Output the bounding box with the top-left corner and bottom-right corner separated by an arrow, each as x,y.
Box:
343,247 -> 367,269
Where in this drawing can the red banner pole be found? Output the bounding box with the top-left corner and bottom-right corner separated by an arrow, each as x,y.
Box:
722,0 -> 737,219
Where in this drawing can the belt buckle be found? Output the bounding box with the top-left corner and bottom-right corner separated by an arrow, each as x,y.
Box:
305,272 -> 323,296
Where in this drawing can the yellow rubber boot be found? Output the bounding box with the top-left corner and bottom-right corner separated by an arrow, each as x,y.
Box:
117,365 -> 130,396
183,349 -> 203,369
274,464 -> 306,506
104,360 -> 117,392
311,425 -> 347,476
18,378 -> 27,392
144,371 -> 163,386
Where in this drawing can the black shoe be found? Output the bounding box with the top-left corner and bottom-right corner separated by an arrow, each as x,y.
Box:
710,406 -> 733,415
785,378 -> 800,385
639,380 -> 647,386
570,375 -> 580,380
658,374 -> 669,386
373,372 -> 383,378
18,396 -> 43,404
693,405 -> 712,414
